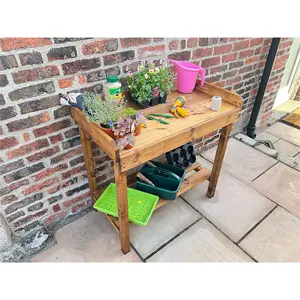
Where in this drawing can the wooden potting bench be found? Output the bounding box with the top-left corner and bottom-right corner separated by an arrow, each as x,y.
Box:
71,80 -> 242,254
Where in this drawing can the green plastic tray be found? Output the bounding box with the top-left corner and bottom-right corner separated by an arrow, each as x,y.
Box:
93,183 -> 159,226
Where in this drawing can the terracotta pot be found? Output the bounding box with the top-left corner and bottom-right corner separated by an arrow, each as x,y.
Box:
124,144 -> 134,150
99,124 -> 115,140
134,124 -> 142,136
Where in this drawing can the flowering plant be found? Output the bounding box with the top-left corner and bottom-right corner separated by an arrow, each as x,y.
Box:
126,61 -> 174,104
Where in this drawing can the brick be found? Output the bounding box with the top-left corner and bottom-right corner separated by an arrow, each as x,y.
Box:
138,45 -> 165,58
47,194 -> 63,205
78,75 -> 87,85
206,75 -> 222,83
192,48 -> 213,59
229,61 -> 244,69
105,66 -> 121,77
86,69 -> 106,83
250,38 -> 264,47
187,38 -> 198,48
26,145 -> 60,162
7,138 -> 49,160
222,53 -> 237,63
23,177 -> 58,195
47,46 -> 77,61
198,38 -> 208,46
0,38 -> 51,51
4,193 -> 43,214
62,165 -> 86,179
103,51 -> 135,66
0,179 -> 29,197
53,106 -> 71,119
71,201 -> 89,214
8,81 -> 55,101
233,82 -> 244,90
62,58 -> 101,75
12,66 -> 60,84
0,159 -> 25,175
168,51 -> 191,61
6,112 -> 50,132
239,49 -> 254,59
64,127 -> 79,138
28,202 -> 44,212
63,191 -> 90,208
32,118 -> 71,138
54,38 -> 90,44
69,155 -> 84,167
245,56 -> 259,65
6,211 -> 25,223
169,40 -> 179,51
52,203 -> 61,213
19,95 -> 59,114
13,209 -> 48,228
15,220 -> 40,233
201,57 -> 220,68
209,65 -> 228,74
0,55 -> 18,70
66,183 -> 89,197
19,51 -> 43,66
62,136 -> 80,149
213,44 -> 232,55
120,38 -> 151,48
243,72 -> 255,80
0,74 -> 8,87
0,106 -> 17,121
208,38 -> 219,45
239,65 -> 253,74
58,77 -> 74,88
222,70 -> 238,79
153,38 -> 164,42
226,76 -> 242,86
1,194 -> 18,205
233,40 -> 250,51
219,38 -> 229,43
47,177 -> 78,194
0,94 -> 5,105
244,77 -> 257,86
44,210 -> 68,226
49,133 -> 63,144
50,148 -> 82,165
82,39 -> 118,55
181,40 -> 186,49
33,163 -> 68,181
4,163 -> 45,184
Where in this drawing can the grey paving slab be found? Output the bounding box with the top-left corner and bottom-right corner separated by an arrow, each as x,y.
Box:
256,131 -> 280,144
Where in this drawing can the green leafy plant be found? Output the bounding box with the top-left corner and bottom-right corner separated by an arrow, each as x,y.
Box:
126,61 -> 174,103
82,93 -> 126,127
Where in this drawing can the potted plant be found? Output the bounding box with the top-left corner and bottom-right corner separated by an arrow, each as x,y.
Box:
158,65 -> 174,103
82,93 -> 126,139
119,108 -> 147,136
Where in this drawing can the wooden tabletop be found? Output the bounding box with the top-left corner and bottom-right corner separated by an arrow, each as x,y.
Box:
72,80 -> 242,172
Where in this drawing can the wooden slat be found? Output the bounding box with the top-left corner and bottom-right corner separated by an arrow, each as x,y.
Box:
184,162 -> 201,173
71,107 -> 119,161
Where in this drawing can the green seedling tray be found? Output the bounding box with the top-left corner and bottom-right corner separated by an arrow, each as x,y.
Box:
93,183 -> 159,226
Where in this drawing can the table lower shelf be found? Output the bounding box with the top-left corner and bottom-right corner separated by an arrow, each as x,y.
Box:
92,162 -> 211,231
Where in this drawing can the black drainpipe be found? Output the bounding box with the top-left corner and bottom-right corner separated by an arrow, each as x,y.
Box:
246,38 -> 281,138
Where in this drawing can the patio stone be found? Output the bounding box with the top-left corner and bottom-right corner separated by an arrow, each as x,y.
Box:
130,198 -> 200,259
273,139 -> 300,166
201,138 -> 277,184
239,207 -> 300,262
254,143 -> 278,158
31,244 -> 85,262
251,163 -> 300,218
255,131 -> 280,144
182,170 -> 275,242
147,219 -> 253,262
235,133 -> 257,146
265,122 -> 300,147
53,211 -> 141,262
293,153 -> 300,171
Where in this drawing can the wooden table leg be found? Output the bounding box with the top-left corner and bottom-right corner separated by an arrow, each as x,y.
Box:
80,129 -> 97,196
206,123 -> 232,198
114,163 -> 130,254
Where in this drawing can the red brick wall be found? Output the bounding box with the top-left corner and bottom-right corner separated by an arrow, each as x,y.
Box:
0,37 -> 292,237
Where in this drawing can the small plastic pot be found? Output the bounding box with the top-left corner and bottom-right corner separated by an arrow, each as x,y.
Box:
159,94 -> 168,104
150,97 -> 159,106
99,124 -> 115,139
137,100 -> 150,109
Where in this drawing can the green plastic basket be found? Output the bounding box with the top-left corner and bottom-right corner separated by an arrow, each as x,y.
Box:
93,183 -> 159,226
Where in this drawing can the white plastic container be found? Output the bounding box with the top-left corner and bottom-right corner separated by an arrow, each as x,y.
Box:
104,75 -> 122,101
210,96 -> 222,111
